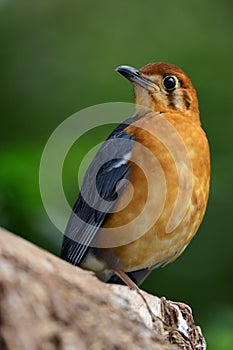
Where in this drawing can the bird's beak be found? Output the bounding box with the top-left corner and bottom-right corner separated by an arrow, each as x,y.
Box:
115,65 -> 157,90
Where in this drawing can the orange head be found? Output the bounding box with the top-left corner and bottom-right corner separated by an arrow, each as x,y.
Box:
116,62 -> 200,124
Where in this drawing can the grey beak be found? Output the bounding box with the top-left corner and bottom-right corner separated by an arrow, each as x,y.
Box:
115,65 -> 156,90
115,65 -> 141,81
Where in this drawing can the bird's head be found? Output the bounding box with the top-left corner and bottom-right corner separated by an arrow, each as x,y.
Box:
116,62 -> 200,123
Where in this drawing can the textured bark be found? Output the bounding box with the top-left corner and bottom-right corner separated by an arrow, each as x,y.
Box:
0,227 -> 205,350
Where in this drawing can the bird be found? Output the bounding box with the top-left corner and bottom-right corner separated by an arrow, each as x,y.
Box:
60,62 -> 210,289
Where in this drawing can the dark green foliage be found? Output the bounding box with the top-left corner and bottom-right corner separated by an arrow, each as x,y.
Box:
0,1 -> 232,348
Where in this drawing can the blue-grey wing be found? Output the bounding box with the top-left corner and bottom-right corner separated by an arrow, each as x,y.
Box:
60,121 -> 135,266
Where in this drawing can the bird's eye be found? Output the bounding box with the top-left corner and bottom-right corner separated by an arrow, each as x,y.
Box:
162,75 -> 179,92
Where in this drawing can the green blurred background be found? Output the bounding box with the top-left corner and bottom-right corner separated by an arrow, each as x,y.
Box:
1,0 -> 232,348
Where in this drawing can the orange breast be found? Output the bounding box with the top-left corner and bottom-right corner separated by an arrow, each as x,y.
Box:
98,111 -> 210,271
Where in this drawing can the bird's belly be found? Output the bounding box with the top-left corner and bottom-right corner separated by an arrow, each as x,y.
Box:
111,194 -> 205,271
100,152 -> 209,272
95,114 -> 210,273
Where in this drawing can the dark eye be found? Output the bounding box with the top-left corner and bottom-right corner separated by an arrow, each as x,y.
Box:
162,75 -> 179,91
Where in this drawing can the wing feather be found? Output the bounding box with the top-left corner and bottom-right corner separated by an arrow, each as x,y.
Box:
60,120 -> 136,265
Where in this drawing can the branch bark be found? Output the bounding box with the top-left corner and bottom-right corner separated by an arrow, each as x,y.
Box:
0,227 -> 206,350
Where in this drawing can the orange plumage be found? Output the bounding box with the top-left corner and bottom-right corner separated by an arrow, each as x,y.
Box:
100,63 -> 210,273
61,62 -> 210,288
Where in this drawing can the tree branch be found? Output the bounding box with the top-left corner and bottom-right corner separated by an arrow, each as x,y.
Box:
0,227 -> 205,350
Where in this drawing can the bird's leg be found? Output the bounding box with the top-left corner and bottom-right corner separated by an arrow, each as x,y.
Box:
112,269 -> 139,290
112,269 -> 189,340
112,269 -> 158,324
